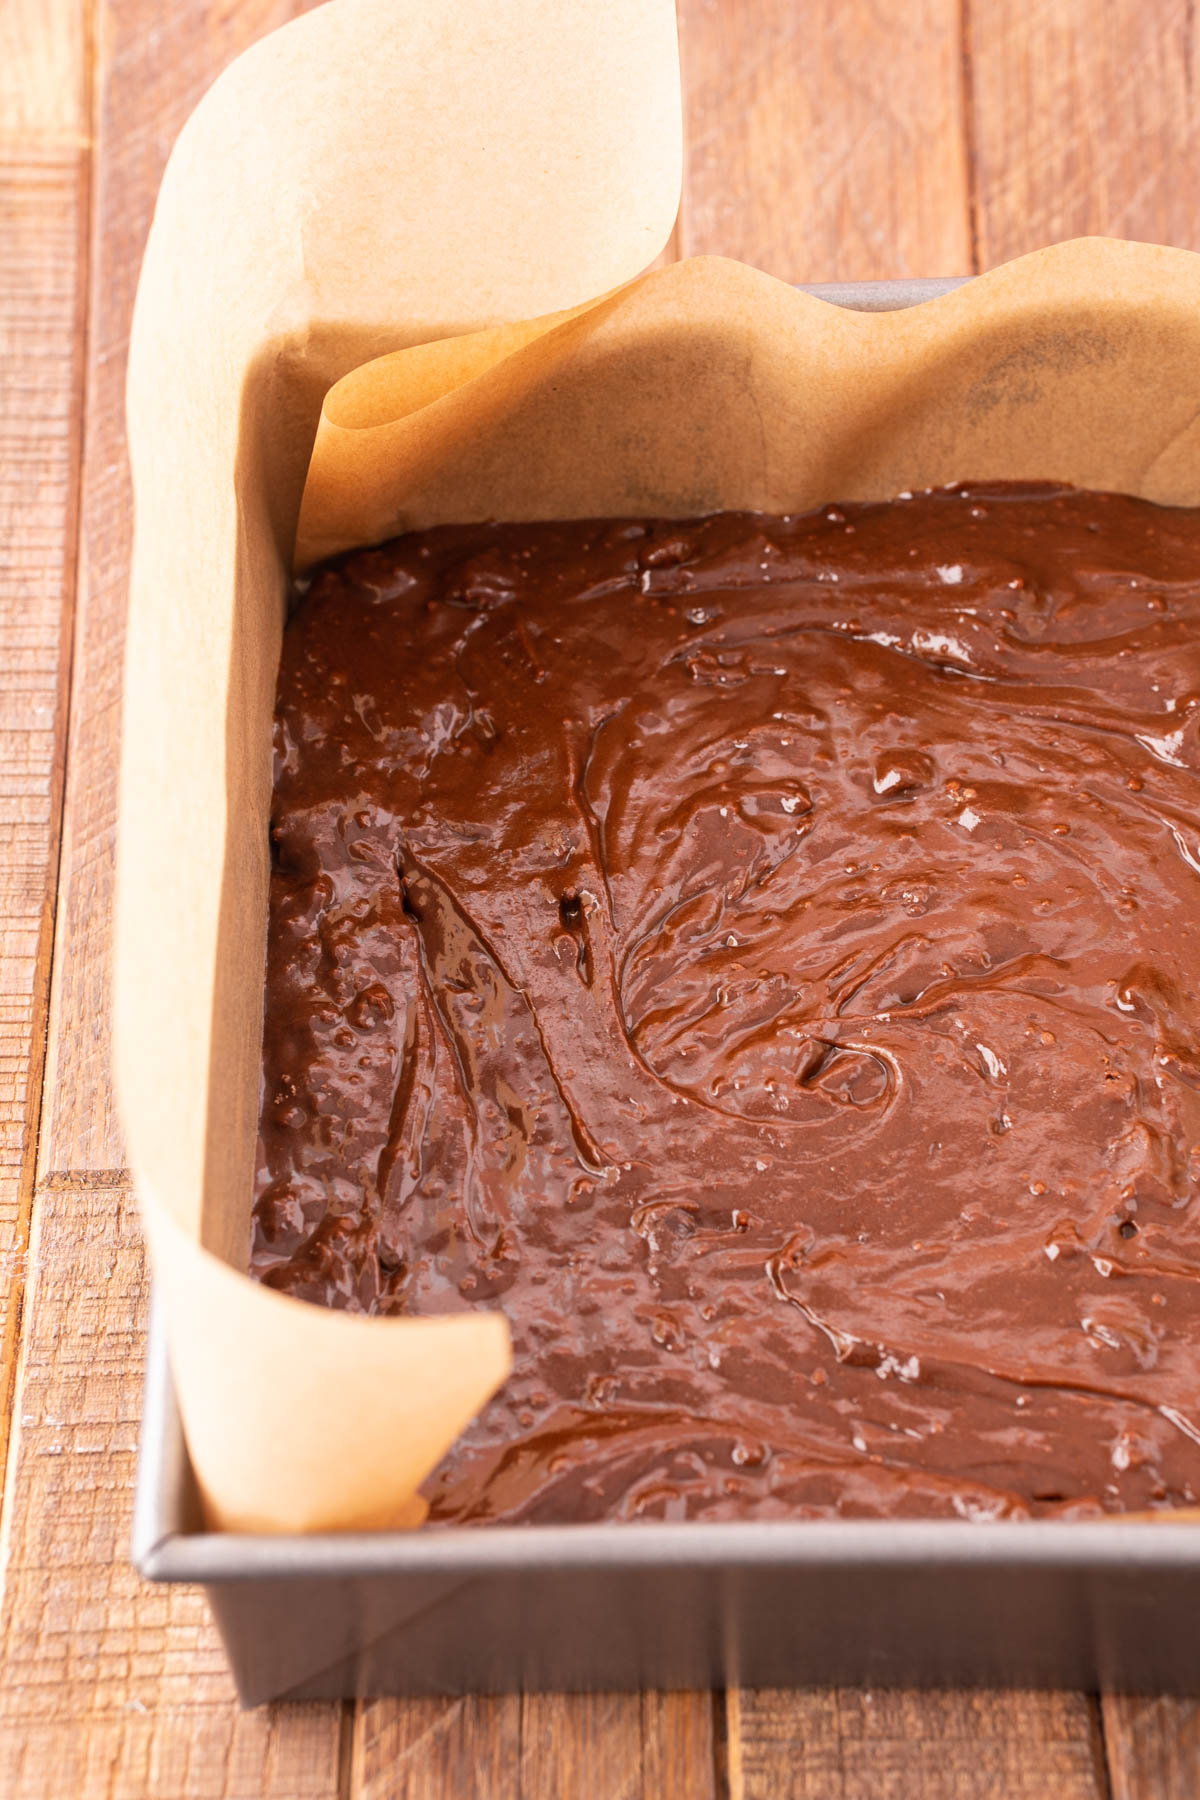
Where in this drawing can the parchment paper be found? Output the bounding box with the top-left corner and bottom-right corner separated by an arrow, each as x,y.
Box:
118,1 -> 1200,1537
296,240 -> 1200,569
117,0 -> 682,1534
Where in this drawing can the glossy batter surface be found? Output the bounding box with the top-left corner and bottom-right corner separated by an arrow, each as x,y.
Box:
253,484 -> 1200,1523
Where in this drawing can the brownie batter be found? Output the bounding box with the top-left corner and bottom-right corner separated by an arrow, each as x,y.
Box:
253,483 -> 1200,1524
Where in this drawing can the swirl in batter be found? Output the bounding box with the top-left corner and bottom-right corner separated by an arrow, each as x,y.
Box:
254,484 -> 1200,1524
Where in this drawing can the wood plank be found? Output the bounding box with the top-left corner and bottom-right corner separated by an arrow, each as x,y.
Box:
640,1689 -> 721,1800
36,0 -> 321,1179
1103,1696 -> 1200,1800
519,1696 -> 645,1798
356,1695 -> 704,1800
0,1 -> 90,1493
967,0 -> 1200,267
729,1689 -> 1108,1800
353,1696 -> 521,1800
674,0 -> 974,281
354,1678 -> 718,1796
0,1180 -> 346,1800
518,1692 -> 717,1800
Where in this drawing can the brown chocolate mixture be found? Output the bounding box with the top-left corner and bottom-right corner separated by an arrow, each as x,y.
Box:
254,484 -> 1200,1524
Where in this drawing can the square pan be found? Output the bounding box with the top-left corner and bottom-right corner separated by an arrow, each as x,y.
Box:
133,276 -> 1200,1705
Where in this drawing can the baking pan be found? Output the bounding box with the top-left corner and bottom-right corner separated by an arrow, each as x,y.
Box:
132,277 -> 1200,1706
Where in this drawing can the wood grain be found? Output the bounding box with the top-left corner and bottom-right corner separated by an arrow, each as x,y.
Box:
353,1695 -> 521,1800
728,1689 -> 1109,1800
0,1181 -> 345,1800
1103,1697 -> 1200,1800
967,0 -> 1200,267
36,0 -> 320,1179
354,1691 -> 717,1800
640,1689 -> 721,1799
0,0 -> 89,1493
675,0 -> 974,281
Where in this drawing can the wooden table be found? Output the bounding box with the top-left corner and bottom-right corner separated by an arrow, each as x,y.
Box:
2,1 -> 1200,1794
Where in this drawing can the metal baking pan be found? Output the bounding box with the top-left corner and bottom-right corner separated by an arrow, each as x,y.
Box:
132,278 -> 1200,1706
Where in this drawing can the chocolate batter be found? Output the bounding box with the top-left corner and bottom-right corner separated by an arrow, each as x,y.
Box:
254,483 -> 1200,1524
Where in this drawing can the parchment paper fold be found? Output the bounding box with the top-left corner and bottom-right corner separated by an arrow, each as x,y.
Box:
296,241 -> 1200,569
